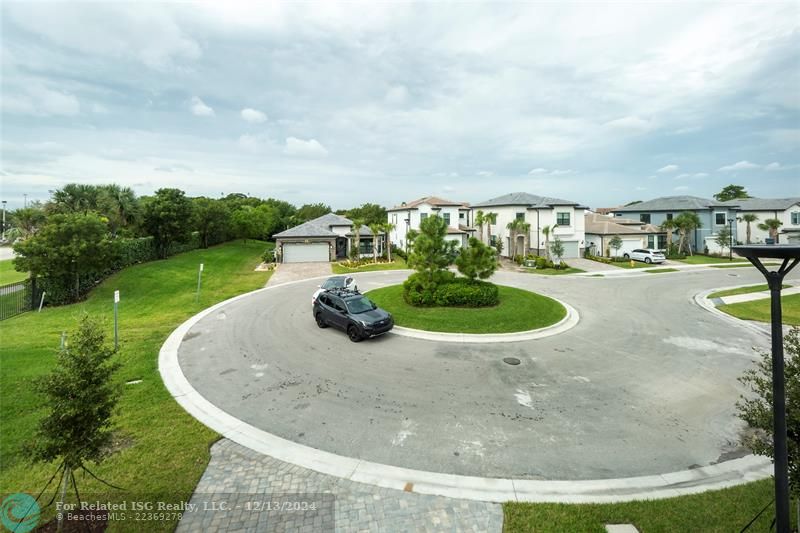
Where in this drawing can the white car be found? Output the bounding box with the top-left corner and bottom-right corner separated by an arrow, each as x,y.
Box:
623,249 -> 666,264
312,276 -> 357,306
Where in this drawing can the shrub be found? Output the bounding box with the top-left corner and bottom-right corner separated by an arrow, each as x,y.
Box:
261,247 -> 275,264
432,278 -> 499,307
392,245 -> 407,261
403,270 -> 454,306
585,254 -> 612,264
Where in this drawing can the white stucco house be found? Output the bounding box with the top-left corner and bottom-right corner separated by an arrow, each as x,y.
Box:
387,196 -> 475,251
471,192 -> 588,258
719,197 -> 800,244
274,213 -> 384,263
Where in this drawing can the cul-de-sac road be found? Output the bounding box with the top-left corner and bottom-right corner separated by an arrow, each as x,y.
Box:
176,267 -> 797,481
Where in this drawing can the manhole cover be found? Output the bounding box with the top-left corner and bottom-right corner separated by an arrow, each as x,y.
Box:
503,357 -> 521,366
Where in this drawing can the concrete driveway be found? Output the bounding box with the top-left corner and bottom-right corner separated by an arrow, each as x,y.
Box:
266,261 -> 332,287
177,267 -> 797,481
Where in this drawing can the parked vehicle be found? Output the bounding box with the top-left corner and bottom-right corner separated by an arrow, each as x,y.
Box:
312,276 -> 357,306
623,249 -> 666,264
313,288 -> 394,342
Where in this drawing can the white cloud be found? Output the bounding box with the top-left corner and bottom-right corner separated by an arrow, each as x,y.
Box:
674,185 -> 689,191
674,173 -> 691,179
604,116 -> 652,132
190,96 -> 214,117
550,169 -> 573,176
476,170 -> 494,177
657,164 -> 679,173
2,84 -> 80,117
765,162 -> 781,171
717,160 -> 759,171
283,137 -> 328,157
241,108 -> 267,123
528,168 -> 549,175
384,85 -> 409,105
693,172 -> 709,178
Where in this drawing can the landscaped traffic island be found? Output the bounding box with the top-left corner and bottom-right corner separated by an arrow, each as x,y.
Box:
367,283 -> 566,333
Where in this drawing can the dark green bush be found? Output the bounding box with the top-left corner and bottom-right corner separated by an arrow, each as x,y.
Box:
403,273 -> 498,307
392,245 -> 407,261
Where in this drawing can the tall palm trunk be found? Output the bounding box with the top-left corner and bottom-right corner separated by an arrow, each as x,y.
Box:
746,222 -> 751,244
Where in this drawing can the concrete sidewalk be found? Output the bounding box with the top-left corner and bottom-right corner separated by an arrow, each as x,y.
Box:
716,285 -> 800,305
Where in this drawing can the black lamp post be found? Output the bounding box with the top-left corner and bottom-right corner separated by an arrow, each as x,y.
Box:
728,217 -> 735,261
732,244 -> 800,533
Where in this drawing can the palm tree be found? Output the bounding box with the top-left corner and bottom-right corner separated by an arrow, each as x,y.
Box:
382,222 -> 395,261
506,220 -> 519,258
739,213 -> 758,244
474,210 -> 486,243
674,211 -> 702,255
541,224 -> 556,260
520,222 -> 531,256
660,218 -> 677,255
98,184 -> 139,235
757,218 -> 783,243
351,219 -> 363,260
369,223 -> 382,263
484,212 -> 497,245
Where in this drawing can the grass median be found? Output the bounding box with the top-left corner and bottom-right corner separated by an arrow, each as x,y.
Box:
717,293 -> 800,326
331,256 -> 408,274
367,283 -> 566,333
708,283 -> 791,299
0,240 -> 271,531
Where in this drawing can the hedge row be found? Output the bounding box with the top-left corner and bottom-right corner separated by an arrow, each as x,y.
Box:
38,232 -> 206,305
403,272 -> 499,307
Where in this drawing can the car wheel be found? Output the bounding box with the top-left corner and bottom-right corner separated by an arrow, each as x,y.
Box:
347,325 -> 363,342
623,254 -> 630,259
645,257 -> 651,264
315,313 -> 328,328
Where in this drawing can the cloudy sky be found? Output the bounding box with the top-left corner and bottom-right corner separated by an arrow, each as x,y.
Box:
2,1 -> 799,210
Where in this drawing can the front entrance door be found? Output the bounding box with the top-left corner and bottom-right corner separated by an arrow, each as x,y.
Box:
336,237 -> 348,259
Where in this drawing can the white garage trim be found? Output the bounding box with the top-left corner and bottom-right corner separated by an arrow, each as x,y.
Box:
282,242 -> 330,263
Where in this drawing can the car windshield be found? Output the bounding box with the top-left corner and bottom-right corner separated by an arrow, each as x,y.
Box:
323,277 -> 348,289
346,296 -> 375,314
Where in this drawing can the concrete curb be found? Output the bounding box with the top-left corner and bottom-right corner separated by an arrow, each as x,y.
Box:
389,298 -> 579,343
693,285 -> 770,339
159,274 -> 773,504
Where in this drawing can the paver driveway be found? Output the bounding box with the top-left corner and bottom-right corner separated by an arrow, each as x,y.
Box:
266,261 -> 332,287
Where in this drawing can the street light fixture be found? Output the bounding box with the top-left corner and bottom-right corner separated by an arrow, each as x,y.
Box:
732,244 -> 800,533
728,217 -> 735,261
1,200 -> 7,242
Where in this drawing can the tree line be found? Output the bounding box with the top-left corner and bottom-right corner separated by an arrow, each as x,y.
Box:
6,184 -> 388,304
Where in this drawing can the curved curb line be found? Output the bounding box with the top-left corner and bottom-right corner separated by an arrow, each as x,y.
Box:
159,280 -> 772,504
693,286 -> 770,339
389,298 -> 579,343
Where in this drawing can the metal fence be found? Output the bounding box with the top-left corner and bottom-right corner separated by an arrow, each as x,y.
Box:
0,278 -> 37,321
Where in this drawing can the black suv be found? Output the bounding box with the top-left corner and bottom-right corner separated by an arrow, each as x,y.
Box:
313,288 -> 394,342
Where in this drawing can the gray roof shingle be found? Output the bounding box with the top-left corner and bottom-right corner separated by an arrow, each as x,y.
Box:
273,221 -> 338,239
613,195 -> 725,212
472,192 -> 585,208
719,197 -> 800,211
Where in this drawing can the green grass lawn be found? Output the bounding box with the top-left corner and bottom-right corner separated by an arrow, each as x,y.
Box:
504,479 -> 797,532
331,256 -> 408,274
675,255 -> 742,265
0,240 -> 271,531
0,258 -> 29,285
367,284 -> 566,333
708,283 -> 791,299
717,293 -> 800,326
522,267 -> 585,275
644,268 -> 679,274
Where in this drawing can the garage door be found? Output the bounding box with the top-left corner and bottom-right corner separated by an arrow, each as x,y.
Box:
283,243 -> 329,263
551,240 -> 580,258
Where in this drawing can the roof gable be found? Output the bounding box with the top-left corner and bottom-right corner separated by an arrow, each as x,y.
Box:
472,192 -> 584,208
613,195 -> 724,212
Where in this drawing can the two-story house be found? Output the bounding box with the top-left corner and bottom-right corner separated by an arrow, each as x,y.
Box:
471,192 -> 588,258
611,196 -> 738,253
387,196 -> 475,250
718,197 -> 800,244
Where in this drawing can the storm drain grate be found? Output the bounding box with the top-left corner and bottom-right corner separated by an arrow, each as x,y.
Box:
503,357 -> 521,366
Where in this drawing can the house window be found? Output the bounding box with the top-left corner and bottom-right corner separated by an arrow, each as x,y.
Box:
556,212 -> 570,225
515,212 -> 525,221
792,212 -> 800,225
359,239 -> 374,254
640,214 -> 651,224
392,214 -> 397,224
490,235 -> 497,245
715,212 -> 726,225
443,213 -> 450,225
420,213 -> 428,221
459,212 -> 465,219
647,235 -> 655,248
666,213 -> 673,221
